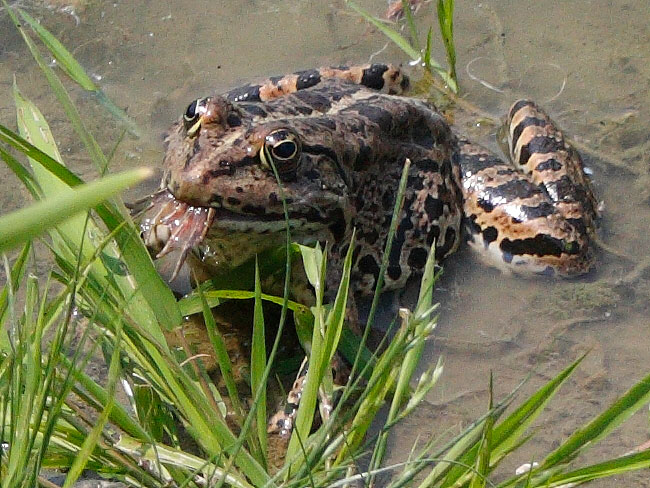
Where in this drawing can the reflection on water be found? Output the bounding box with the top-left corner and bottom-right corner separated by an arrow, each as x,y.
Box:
1,0 -> 649,483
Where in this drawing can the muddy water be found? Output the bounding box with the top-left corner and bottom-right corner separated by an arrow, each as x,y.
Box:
1,0 -> 649,485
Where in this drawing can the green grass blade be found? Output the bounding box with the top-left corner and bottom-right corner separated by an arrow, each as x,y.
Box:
545,449 -> 650,487
401,0 -> 421,51
541,369 -> 650,469
62,320 -> 124,488
197,280 -> 245,421
12,82 -> 181,334
17,9 -> 97,91
440,355 -> 585,487
437,0 -> 457,87
0,242 -> 31,341
0,123 -> 83,188
16,8 -> 140,137
4,2 -> 108,171
347,1 -> 422,61
0,168 -> 151,253
0,145 -> 40,198
371,243 -> 438,474
251,260 -> 267,466
469,374 -> 494,488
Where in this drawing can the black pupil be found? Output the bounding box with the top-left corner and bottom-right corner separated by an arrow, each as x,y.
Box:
273,140 -> 296,160
185,100 -> 198,120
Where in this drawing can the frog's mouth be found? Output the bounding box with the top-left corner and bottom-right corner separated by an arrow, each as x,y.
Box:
135,190 -> 326,281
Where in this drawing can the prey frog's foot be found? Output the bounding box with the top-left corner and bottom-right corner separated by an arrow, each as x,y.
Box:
267,353 -> 350,441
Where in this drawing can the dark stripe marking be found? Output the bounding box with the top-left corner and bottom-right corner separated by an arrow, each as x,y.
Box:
511,116 -> 547,151
361,64 -> 389,90
518,136 -> 563,166
509,99 -> 533,119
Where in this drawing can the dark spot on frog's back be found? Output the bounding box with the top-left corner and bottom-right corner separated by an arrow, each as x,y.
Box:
407,247 -> 428,269
328,207 -> 347,242
354,140 -> 373,169
361,64 -> 389,90
436,227 -> 456,257
226,113 -> 242,127
227,84 -> 261,103
483,226 -> 498,244
295,70 -> 322,90
357,254 -> 380,280
294,91 -> 332,112
355,104 -> 394,132
414,158 -> 439,173
424,195 -> 444,219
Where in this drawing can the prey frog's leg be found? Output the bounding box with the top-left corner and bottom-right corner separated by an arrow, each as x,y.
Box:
224,64 -> 409,103
459,100 -> 599,276
267,355 -> 346,441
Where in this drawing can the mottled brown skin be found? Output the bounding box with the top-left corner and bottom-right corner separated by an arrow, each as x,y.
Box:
159,66 -> 463,294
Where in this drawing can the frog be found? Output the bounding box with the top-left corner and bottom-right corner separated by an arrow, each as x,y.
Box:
137,63 -> 599,440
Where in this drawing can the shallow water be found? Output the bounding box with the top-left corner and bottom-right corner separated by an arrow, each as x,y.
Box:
1,0 -> 649,484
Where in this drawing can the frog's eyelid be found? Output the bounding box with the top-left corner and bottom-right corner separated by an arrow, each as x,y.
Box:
186,119 -> 202,137
259,146 -> 272,169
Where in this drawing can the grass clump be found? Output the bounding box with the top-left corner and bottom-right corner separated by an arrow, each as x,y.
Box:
347,0 -> 458,93
1,3 -> 650,488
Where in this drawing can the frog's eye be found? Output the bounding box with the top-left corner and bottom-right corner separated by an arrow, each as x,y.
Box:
260,129 -> 301,181
183,97 -> 210,136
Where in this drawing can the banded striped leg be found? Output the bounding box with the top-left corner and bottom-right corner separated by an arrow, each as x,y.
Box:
458,100 -> 598,276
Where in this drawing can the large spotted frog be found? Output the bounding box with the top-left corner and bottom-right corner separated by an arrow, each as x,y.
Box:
141,64 -> 599,295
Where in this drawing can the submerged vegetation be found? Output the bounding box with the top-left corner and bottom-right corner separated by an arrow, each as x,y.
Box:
1,1 -> 650,487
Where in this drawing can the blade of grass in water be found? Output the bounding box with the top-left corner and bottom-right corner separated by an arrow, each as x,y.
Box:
540,368 -> 650,470
468,374 -> 494,488
197,276 -> 246,422
251,260 -> 268,467
4,2 -> 107,172
347,1 -> 421,61
347,0 -> 458,92
439,355 -> 586,487
437,0 -> 457,87
17,8 -> 140,138
0,168 -> 151,253
401,0 -> 421,52
62,319 -> 124,488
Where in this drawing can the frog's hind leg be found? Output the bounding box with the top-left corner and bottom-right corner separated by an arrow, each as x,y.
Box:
224,64 -> 409,103
459,100 -> 598,276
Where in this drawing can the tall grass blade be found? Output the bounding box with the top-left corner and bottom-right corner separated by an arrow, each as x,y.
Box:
401,0 -> 421,51
544,449 -> 650,487
62,320 -> 124,488
0,242 -> 31,338
16,8 -> 140,137
4,2 -> 108,172
347,1 -> 421,61
370,241 -> 438,475
541,369 -> 650,469
436,0 -> 457,87
440,355 -> 585,487
0,168 -> 151,253
251,260 -> 268,466
469,374 -> 494,488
